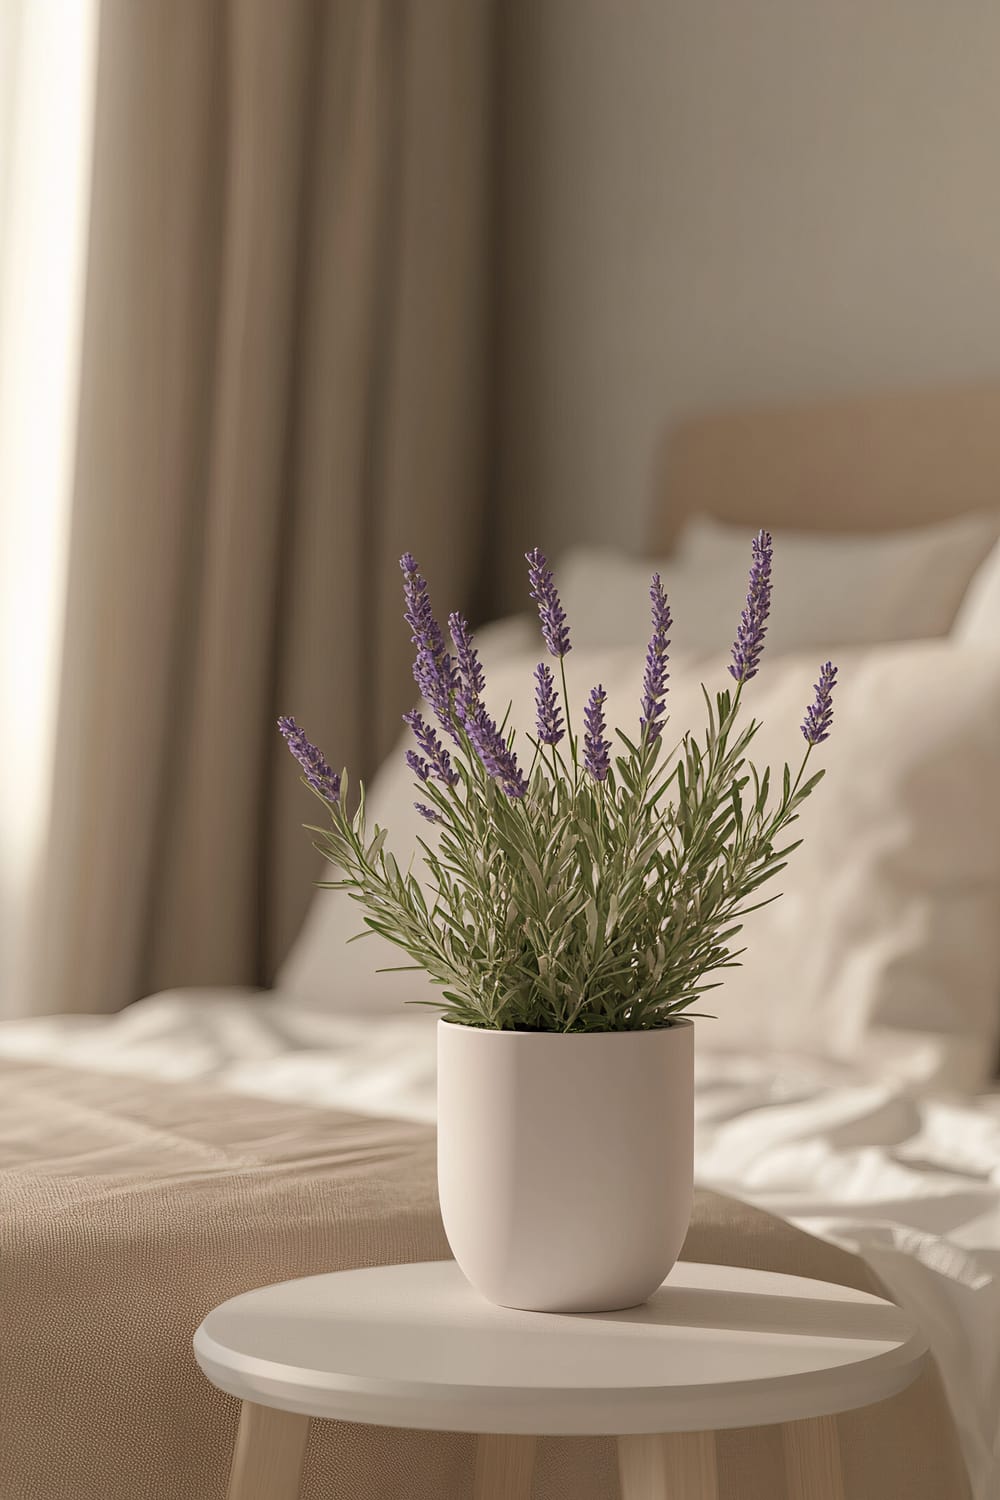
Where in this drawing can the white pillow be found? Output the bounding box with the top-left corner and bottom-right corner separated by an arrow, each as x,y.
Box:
653,640 -> 1000,1089
953,537 -> 1000,645
281,632 -> 1000,1089
558,510 -> 999,656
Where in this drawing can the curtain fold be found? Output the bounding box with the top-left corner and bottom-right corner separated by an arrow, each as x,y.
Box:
33,0 -> 495,1017
0,0 -> 98,1017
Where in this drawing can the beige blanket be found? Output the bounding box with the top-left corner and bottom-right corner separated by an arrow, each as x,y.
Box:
0,1060 -> 970,1500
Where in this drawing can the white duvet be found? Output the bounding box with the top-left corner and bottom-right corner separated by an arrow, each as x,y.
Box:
1,991 -> 997,1500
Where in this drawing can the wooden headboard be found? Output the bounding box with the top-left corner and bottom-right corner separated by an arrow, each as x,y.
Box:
651,380 -> 1000,552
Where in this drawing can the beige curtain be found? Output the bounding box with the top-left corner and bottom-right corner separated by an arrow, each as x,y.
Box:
35,0 -> 494,1017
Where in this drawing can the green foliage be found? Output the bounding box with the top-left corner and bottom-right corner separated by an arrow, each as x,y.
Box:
305,673 -> 826,1032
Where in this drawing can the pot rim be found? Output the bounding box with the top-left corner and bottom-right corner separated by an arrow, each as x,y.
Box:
437,1016 -> 694,1036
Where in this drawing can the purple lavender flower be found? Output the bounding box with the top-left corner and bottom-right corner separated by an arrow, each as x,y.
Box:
277,716 -> 341,802
461,702 -> 529,799
526,547 -> 571,658
801,660 -> 837,745
640,573 -> 672,741
449,612 -> 486,712
403,709 -> 458,787
583,685 -> 611,782
533,662 -> 564,746
405,750 -> 430,782
400,553 -> 457,729
414,802 -> 443,824
729,529 -> 773,684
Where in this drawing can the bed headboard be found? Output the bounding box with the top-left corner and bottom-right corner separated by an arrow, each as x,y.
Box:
651,380 -> 1000,552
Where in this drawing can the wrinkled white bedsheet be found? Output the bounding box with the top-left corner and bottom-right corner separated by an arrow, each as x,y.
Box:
1,991 -> 997,1499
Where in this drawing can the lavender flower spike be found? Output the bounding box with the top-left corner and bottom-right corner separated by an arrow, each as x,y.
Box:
583,685 -> 611,782
729,529 -> 773,684
403,709 -> 459,786
462,702 -> 530,799
801,660 -> 837,745
526,547 -> 571,658
640,573 -> 672,741
449,612 -> 486,713
414,801 -> 443,825
277,716 -> 341,803
533,662 -> 564,746
400,553 -> 457,731
405,750 -> 430,782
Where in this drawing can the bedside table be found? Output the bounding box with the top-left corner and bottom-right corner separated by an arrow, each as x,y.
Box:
194,1258 -> 926,1499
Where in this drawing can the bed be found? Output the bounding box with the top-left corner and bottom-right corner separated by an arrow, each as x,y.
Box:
4,382 -> 1000,1500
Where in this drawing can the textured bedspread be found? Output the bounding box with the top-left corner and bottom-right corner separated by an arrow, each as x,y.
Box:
0,1059 -> 970,1500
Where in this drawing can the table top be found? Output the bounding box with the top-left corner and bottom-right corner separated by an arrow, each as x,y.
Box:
193,1259 -> 927,1436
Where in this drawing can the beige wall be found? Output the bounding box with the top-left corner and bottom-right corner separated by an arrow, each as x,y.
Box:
496,0 -> 1000,590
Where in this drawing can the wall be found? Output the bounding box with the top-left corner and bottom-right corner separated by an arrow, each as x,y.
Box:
495,0 -> 1000,592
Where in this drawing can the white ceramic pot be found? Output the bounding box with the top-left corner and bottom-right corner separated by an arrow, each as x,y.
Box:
436,1017 -> 694,1313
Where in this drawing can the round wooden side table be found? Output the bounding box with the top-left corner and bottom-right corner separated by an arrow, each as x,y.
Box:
193,1258 -> 926,1499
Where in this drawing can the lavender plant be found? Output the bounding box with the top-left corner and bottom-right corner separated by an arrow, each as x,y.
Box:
279,533 -> 836,1031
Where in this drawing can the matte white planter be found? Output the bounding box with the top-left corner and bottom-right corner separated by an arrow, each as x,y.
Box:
437,1018 -> 694,1313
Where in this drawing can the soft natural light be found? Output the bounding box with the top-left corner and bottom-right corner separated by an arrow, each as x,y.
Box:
0,0 -> 98,1003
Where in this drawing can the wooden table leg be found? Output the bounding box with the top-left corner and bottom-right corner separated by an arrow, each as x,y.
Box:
226,1401 -> 310,1500
473,1435 -> 537,1499
783,1415 -> 845,1499
617,1432 -> 718,1499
